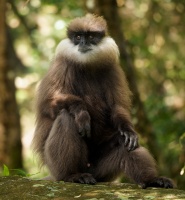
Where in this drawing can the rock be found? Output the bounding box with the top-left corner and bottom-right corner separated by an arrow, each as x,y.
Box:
0,176 -> 185,200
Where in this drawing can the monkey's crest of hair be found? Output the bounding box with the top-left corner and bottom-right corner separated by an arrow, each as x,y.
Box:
67,14 -> 108,34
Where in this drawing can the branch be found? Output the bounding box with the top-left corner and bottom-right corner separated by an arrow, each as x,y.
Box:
6,25 -> 28,74
8,0 -> 38,49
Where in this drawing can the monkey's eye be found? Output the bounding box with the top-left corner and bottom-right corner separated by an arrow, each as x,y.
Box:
76,35 -> 81,40
89,35 -> 94,40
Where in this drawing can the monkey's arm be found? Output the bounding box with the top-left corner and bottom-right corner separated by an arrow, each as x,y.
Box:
111,105 -> 138,151
49,93 -> 91,138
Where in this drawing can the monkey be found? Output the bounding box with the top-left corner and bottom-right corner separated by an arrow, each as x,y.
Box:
32,14 -> 174,189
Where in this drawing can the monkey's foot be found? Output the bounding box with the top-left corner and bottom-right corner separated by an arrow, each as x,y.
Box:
141,177 -> 174,189
65,173 -> 96,185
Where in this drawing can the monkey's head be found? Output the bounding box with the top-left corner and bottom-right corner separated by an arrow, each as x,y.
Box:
55,14 -> 119,66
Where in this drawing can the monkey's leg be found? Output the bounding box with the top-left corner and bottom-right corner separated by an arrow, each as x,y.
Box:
122,147 -> 174,188
44,109 -> 96,184
92,146 -> 174,188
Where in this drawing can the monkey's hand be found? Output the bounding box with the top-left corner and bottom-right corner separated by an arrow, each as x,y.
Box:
119,127 -> 139,151
75,110 -> 91,138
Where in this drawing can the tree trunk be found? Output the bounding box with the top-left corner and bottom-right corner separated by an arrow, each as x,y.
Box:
85,0 -> 159,158
0,0 -> 23,169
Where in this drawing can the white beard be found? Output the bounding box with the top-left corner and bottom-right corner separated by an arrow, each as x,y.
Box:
55,37 -> 120,65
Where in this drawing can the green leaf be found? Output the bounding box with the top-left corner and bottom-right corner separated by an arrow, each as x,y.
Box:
3,165 -> 10,176
11,169 -> 27,177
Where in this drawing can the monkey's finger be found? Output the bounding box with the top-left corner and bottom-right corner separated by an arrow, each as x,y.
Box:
79,128 -> 86,137
85,124 -> 91,138
128,140 -> 133,151
131,139 -> 138,151
86,129 -> 91,138
128,134 -> 138,151
79,129 -> 91,138
133,138 -> 139,149
123,132 -> 129,146
128,142 -> 136,151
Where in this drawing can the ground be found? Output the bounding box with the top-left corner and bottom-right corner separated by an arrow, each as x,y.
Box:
0,176 -> 185,200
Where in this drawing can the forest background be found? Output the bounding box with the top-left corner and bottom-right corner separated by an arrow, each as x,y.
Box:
0,0 -> 185,190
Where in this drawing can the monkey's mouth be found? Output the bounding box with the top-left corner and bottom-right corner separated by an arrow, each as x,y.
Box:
78,47 -> 92,53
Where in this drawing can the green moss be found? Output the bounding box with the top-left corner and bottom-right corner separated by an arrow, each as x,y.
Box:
0,176 -> 184,200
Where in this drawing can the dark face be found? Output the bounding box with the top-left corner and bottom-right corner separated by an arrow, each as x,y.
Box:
69,31 -> 105,53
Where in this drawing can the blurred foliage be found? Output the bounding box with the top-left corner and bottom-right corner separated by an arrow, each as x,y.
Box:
1,164 -> 39,177
2,165 -> 10,176
6,0 -> 185,189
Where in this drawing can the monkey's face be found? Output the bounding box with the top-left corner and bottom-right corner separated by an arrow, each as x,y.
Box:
55,33 -> 120,66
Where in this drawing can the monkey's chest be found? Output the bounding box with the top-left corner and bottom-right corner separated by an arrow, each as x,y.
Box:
83,94 -> 114,142
69,67 -> 113,100
69,71 -> 115,138
70,76 -> 112,110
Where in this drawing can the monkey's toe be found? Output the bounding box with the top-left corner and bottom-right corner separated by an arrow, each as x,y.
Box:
65,173 -> 96,185
142,177 -> 174,189
78,173 -> 96,184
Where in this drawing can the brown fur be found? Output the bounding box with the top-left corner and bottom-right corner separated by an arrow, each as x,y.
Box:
67,14 -> 107,35
32,15 -> 174,188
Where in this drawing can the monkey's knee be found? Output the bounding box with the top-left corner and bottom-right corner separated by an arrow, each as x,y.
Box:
123,147 -> 158,184
44,110 -> 89,181
56,108 -> 78,134
59,108 -> 91,138
58,108 -> 73,123
130,148 -> 174,188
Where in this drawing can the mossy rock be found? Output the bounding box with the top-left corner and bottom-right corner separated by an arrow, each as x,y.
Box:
0,176 -> 185,200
